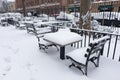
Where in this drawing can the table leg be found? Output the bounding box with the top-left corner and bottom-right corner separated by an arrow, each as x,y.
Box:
60,46 -> 65,60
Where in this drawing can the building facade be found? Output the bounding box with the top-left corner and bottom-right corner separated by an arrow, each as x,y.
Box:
15,0 -> 75,15
91,0 -> 120,12
38,0 -> 62,16
15,0 -> 120,15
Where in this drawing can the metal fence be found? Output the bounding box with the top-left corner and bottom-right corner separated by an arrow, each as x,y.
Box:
92,12 -> 120,27
70,28 -> 120,62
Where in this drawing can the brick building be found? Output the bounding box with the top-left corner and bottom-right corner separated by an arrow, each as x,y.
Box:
15,0 -> 120,15
38,0 -> 62,16
91,0 -> 120,12
15,0 -> 75,15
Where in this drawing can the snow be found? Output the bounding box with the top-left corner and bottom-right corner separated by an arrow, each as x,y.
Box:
91,36 -> 109,44
91,19 -> 99,29
66,47 -> 88,64
44,29 -> 83,46
56,11 -> 74,20
34,21 -> 60,27
36,27 -> 52,34
0,25 -> 120,80
38,38 -> 52,46
66,36 -> 110,65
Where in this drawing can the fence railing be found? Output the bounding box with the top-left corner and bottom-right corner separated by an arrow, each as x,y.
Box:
70,28 -> 120,62
92,12 -> 120,27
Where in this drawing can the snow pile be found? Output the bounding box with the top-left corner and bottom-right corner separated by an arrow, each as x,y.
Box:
38,14 -> 48,17
27,12 -> 32,16
56,11 -> 74,21
91,36 -> 109,44
44,29 -> 83,46
66,47 -> 88,64
0,13 -> 22,19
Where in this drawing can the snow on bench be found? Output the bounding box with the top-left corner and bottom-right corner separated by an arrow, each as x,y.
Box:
66,36 -> 110,75
91,36 -> 110,44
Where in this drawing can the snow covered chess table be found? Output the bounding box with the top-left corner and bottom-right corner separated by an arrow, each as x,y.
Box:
34,21 -> 61,28
43,29 -> 83,60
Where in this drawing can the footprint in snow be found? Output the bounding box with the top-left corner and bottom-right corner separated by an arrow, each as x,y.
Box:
0,66 -> 11,77
4,57 -> 11,63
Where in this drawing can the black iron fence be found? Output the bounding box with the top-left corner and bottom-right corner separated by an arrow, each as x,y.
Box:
70,28 -> 120,62
96,19 -> 120,27
92,12 -> 120,27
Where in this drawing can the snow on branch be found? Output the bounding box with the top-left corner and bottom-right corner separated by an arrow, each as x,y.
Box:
81,11 -> 91,26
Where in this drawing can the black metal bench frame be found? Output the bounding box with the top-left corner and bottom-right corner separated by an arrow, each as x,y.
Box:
26,23 -> 53,35
14,21 -> 26,29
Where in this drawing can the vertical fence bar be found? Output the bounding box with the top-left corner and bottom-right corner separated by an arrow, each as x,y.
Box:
77,42 -> 79,48
112,35 -> 118,59
81,40 -> 82,47
93,32 -> 95,40
80,30 -> 83,47
88,32 -> 91,44
107,35 -> 112,57
119,56 -> 120,62
84,31 -> 87,47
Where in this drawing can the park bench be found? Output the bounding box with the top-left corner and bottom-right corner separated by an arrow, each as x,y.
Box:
26,23 -> 52,35
36,35 -> 59,53
14,21 -> 26,29
1,19 -> 8,26
66,36 -> 110,75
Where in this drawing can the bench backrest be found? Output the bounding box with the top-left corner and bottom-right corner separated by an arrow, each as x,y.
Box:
85,36 -> 109,65
14,21 -> 20,27
26,23 -> 37,34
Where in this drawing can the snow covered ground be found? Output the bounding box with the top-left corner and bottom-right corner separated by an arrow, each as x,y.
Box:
0,25 -> 120,80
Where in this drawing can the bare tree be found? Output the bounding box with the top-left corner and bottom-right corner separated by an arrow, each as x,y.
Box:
80,0 -> 91,29
22,0 -> 26,16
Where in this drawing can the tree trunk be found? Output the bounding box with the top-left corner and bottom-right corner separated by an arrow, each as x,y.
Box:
22,0 -> 26,17
80,0 -> 91,29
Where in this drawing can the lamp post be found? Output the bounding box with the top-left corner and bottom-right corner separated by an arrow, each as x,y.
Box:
41,3 -> 45,17
44,2 -> 49,21
74,1 -> 77,23
54,1 -> 58,19
63,6 -> 66,20
74,1 -> 77,17
109,2 -> 114,27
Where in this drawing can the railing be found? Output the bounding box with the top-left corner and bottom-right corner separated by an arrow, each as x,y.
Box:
70,28 -> 120,62
92,12 -> 120,27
